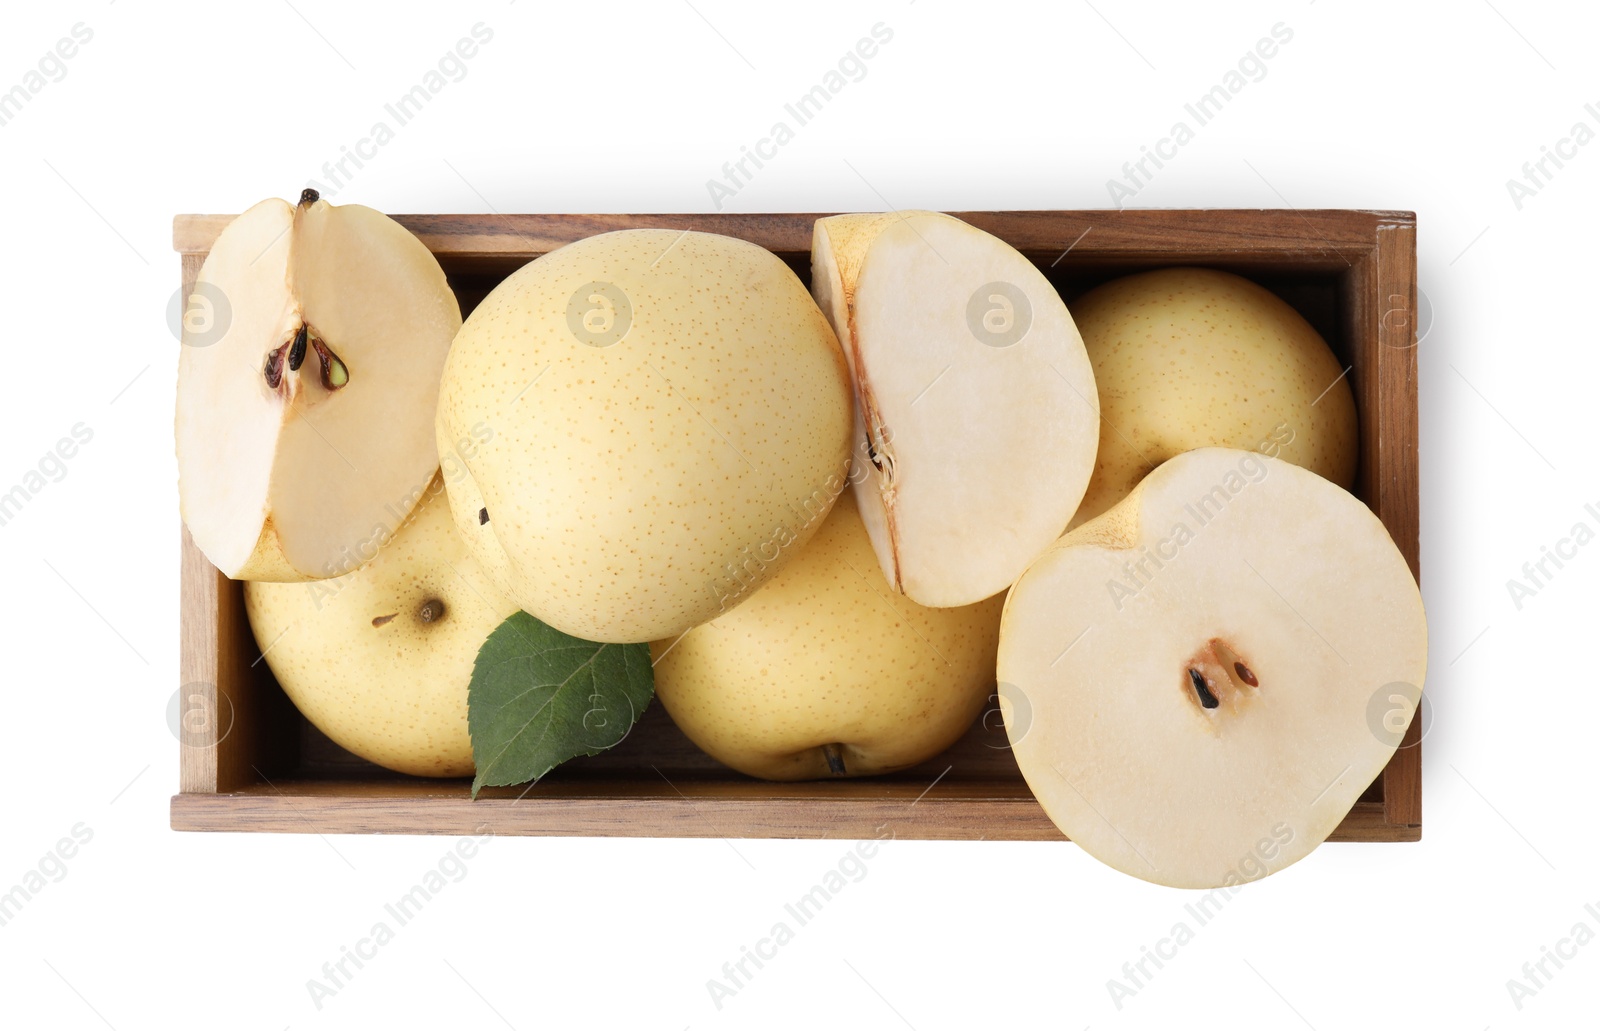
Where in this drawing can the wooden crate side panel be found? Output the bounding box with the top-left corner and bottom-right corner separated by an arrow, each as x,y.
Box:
176,252 -> 302,793
173,209 -> 1410,262
171,789 -> 1409,842
1371,219 -> 1423,829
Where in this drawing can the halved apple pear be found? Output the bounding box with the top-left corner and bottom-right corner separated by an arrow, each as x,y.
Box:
176,191 -> 461,581
812,211 -> 1098,608
997,448 -> 1426,888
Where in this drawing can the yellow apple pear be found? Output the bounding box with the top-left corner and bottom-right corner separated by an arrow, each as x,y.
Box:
1069,267 -> 1356,527
1000,449 -> 1426,887
244,474 -> 518,777
651,489 -> 1003,780
437,228 -> 853,643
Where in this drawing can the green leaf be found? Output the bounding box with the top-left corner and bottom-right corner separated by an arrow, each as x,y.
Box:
468,611 -> 654,798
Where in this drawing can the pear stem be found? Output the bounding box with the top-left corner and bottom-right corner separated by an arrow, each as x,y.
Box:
822,743 -> 847,776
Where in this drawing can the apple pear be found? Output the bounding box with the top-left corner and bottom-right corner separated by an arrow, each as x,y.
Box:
812,211 -> 1099,607
244,474 -> 518,777
998,448 -> 1426,887
177,190 -> 461,580
651,489 -> 1004,780
1068,267 -> 1356,527
436,228 -> 853,644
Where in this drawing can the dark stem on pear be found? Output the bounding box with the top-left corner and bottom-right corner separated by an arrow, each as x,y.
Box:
299,188 -> 320,207
1189,668 -> 1219,709
478,508 -> 490,525
418,599 -> 446,624
822,743 -> 847,776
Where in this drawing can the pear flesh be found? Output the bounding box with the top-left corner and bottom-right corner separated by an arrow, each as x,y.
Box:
811,211 -> 1099,608
244,475 -> 517,777
177,191 -> 461,581
651,489 -> 1004,780
997,448 -> 1426,888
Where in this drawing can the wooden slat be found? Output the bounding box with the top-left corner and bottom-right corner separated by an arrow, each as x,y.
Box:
171,788 -> 1409,842
173,209 -> 1409,262
1370,217 -> 1423,830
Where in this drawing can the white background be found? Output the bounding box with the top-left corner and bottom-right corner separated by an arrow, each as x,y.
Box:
0,0 -> 1592,1028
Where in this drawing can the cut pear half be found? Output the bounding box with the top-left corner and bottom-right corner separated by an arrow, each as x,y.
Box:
176,191 -> 461,581
997,448 -> 1427,888
812,211 -> 1099,608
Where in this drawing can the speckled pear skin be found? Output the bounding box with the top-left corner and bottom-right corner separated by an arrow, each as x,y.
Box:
1068,267 -> 1357,528
436,228 -> 854,644
244,477 -> 518,777
649,490 -> 1004,781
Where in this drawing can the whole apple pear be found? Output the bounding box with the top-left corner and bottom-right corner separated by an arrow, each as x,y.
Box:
436,228 -> 853,644
651,489 -> 1003,780
244,474 -> 517,776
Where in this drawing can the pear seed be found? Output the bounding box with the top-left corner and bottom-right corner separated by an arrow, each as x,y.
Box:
263,346 -> 285,389
311,337 -> 349,391
1189,668 -> 1219,709
288,325 -> 308,371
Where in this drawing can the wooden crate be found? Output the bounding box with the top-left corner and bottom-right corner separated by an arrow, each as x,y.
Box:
169,209 -> 1421,841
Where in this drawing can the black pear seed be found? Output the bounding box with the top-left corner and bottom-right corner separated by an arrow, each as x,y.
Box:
288,325 -> 308,371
